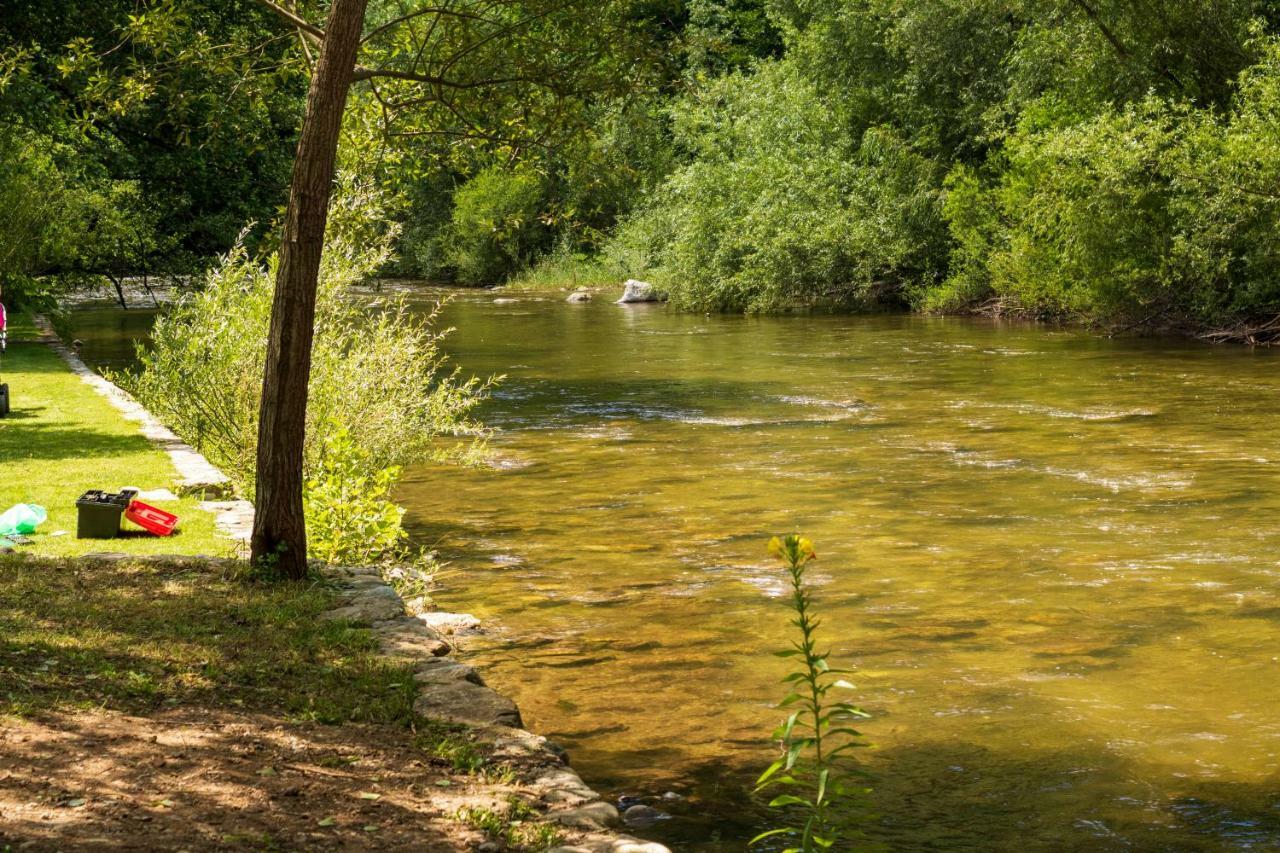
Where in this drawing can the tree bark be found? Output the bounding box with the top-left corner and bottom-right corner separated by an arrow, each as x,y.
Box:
250,0 -> 368,578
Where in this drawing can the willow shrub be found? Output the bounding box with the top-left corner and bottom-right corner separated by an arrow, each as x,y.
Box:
445,164 -> 548,285
933,36 -> 1280,327
626,61 -> 947,313
120,176 -> 491,563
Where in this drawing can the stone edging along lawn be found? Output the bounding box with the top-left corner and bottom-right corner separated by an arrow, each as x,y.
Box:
29,316 -> 669,851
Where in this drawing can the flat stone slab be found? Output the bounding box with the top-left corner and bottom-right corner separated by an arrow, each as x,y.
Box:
322,586 -> 405,624
373,619 -> 451,658
415,611 -> 483,636
413,679 -> 522,728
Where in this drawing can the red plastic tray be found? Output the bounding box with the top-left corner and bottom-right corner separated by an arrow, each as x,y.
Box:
125,500 -> 178,536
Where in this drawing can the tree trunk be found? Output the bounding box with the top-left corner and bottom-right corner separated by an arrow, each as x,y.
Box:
250,0 -> 368,579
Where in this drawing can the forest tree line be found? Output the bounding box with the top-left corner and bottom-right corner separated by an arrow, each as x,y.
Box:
4,0 -> 1280,333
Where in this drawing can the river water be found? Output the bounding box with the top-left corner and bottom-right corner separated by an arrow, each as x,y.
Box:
72,292 -> 1280,850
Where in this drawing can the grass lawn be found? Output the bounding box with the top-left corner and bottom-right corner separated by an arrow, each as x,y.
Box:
0,329 -> 228,558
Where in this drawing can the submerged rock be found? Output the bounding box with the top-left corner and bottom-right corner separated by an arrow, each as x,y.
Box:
622,804 -> 667,829
567,290 -> 592,303
614,280 -> 662,304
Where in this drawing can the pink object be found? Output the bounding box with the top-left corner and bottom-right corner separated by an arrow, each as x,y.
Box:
125,500 -> 178,536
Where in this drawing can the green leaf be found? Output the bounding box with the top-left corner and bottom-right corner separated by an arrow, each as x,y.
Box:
748,828 -> 794,845
756,758 -> 786,786
768,794 -> 811,808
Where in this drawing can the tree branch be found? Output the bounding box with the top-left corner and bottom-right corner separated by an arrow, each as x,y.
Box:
360,6 -> 492,45
350,66 -> 534,88
251,0 -> 326,43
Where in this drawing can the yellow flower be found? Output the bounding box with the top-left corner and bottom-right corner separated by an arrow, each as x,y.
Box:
768,534 -> 817,565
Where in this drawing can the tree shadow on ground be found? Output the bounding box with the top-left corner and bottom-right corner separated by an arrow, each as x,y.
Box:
0,424 -> 157,462
0,710 -> 468,851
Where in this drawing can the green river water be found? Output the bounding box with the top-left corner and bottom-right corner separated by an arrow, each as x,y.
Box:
72,292 -> 1280,851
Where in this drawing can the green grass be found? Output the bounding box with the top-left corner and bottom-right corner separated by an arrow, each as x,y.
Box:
0,554 -> 417,723
0,335 -> 227,558
455,796 -> 565,850
502,249 -> 630,293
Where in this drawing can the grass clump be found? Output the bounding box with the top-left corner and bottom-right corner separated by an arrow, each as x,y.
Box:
455,796 -> 565,850
415,719 -> 489,774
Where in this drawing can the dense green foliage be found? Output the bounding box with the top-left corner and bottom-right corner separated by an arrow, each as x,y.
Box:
610,0 -> 1280,329
7,0 -> 1280,331
0,1 -> 302,304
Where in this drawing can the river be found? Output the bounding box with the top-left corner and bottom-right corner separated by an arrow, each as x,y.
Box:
72,291 -> 1280,850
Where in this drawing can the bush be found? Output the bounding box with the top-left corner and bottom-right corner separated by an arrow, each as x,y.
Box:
948,99 -> 1185,321
445,165 -> 548,284
303,426 -> 408,566
934,36 -> 1280,328
630,61 -> 947,313
120,175 -> 491,562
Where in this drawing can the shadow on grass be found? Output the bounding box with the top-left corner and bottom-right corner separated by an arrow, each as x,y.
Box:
0,423 -> 156,462
0,554 -> 417,726
0,407 -> 43,420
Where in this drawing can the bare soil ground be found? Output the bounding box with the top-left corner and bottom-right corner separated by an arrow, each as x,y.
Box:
0,709 -> 516,850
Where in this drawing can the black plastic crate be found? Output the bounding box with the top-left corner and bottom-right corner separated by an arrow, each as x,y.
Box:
76,490 -> 129,539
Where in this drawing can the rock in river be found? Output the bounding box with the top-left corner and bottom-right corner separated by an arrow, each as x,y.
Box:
615,279 -> 662,304
622,804 -> 667,829
566,289 -> 592,303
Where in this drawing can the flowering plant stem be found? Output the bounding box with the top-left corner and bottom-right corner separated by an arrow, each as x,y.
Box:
752,535 -> 871,852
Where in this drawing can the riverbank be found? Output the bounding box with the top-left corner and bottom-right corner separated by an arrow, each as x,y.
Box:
0,315 -> 669,851
0,553 -> 665,851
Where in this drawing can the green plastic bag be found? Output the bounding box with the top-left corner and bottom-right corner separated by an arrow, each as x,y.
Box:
0,503 -> 47,536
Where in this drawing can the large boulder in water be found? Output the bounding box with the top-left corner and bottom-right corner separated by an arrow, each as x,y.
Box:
615,279 -> 662,304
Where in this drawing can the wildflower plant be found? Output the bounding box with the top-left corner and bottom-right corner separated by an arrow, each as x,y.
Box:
753,535 -> 872,851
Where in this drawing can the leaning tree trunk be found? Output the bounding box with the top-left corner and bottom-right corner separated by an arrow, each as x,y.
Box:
251,0 -> 368,579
